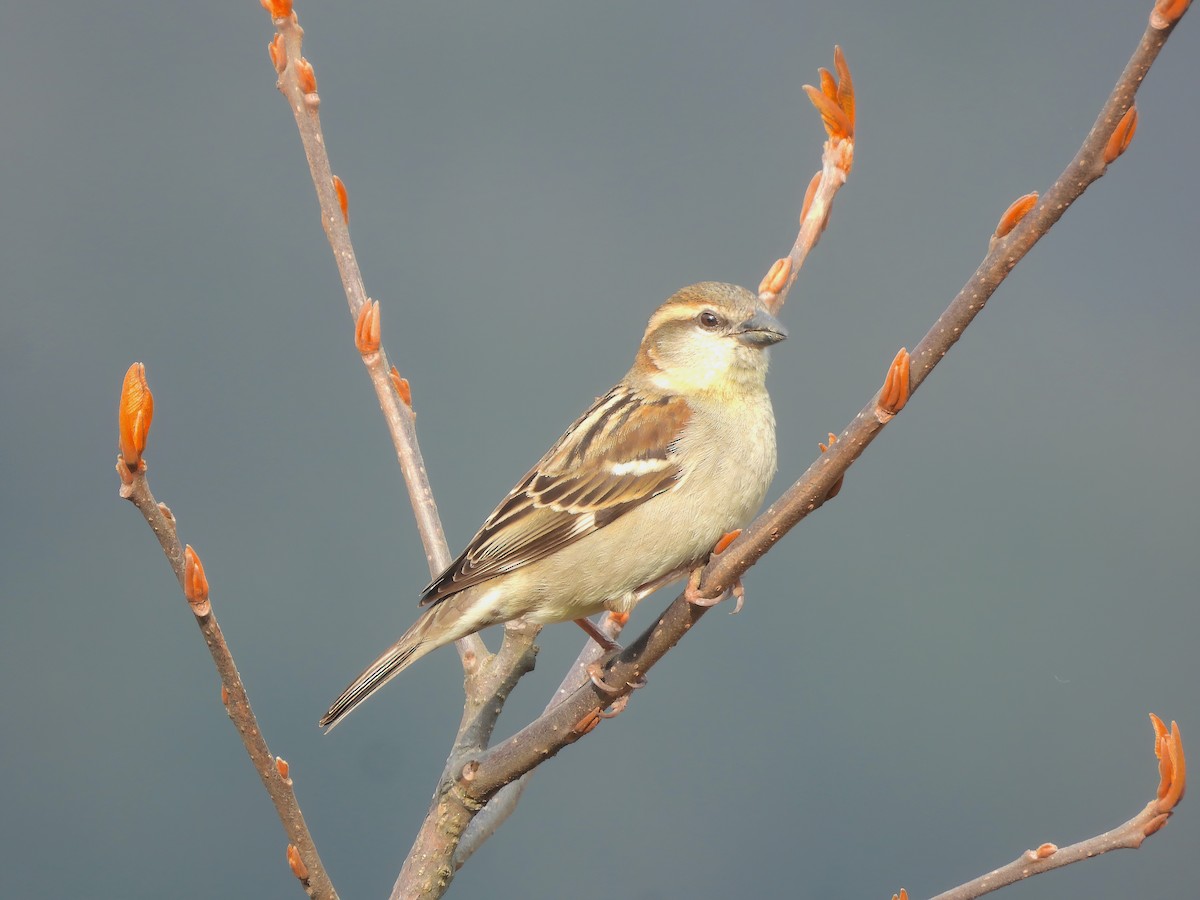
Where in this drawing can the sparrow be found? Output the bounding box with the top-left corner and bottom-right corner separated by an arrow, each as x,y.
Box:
320,282 -> 786,730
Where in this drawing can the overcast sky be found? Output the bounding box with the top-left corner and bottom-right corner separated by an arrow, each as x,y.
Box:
2,3 -> 1197,899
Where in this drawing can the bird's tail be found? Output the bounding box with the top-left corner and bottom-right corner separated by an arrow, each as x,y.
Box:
319,598 -> 477,732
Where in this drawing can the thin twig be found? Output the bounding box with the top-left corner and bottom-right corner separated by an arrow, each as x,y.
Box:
263,6 -> 487,664
929,716 -> 1186,900
118,466 -> 338,900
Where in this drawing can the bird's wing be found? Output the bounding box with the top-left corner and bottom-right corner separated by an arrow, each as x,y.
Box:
420,385 -> 690,606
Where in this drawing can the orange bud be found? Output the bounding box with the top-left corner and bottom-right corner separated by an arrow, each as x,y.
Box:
1034,843 -> 1057,859
834,46 -> 855,135
713,530 -> 741,555
118,362 -> 154,471
1151,711 -> 1169,746
1161,720 -> 1186,811
800,171 -> 821,224
758,257 -> 791,296
877,348 -> 911,419
390,367 -> 412,408
355,300 -> 381,355
296,58 -> 317,95
818,68 -> 838,104
1104,105 -> 1138,164
332,175 -> 349,224
221,685 -> 229,705
819,432 -> 838,454
286,844 -> 309,881
574,709 -> 602,735
803,84 -> 853,142
267,35 -> 286,73
260,0 -> 293,19
1151,0 -> 1191,29
994,192 -> 1038,239
183,545 -> 211,617
275,757 -> 291,780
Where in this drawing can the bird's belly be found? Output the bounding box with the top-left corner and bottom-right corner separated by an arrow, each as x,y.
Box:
523,401 -> 776,623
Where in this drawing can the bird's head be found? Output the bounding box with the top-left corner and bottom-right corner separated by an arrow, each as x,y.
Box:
632,282 -> 787,398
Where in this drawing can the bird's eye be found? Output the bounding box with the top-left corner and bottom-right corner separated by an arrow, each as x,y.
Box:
698,310 -> 723,330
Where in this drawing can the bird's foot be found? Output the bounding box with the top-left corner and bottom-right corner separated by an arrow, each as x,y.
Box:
586,658 -> 647,703
683,531 -> 746,612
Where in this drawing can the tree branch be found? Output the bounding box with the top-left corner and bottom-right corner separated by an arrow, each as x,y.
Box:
117,448 -> 337,898
927,716 -> 1186,900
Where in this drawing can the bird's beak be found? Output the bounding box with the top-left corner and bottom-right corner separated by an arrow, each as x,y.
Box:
734,310 -> 788,347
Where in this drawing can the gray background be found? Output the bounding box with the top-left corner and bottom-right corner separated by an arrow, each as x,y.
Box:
2,3 -> 1197,898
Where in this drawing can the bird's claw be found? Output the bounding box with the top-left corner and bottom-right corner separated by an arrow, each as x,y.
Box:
683,565 -> 745,613
729,579 -> 745,614
587,660 -> 646,701
598,695 -> 631,719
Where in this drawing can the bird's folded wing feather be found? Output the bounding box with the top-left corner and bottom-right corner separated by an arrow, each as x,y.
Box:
420,386 -> 690,606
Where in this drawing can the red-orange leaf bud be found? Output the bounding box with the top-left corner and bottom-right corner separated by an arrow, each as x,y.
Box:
183,545 -> 211,617
286,844 -> 308,881
1151,0 -> 1191,29
390,367 -> 412,408
355,301 -> 381,355
333,175 -> 348,224
260,0 -> 292,20
296,58 -> 317,95
758,257 -> 791,297
994,192 -> 1039,239
118,362 -> 154,471
834,46 -> 855,135
1104,106 -> 1138,164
